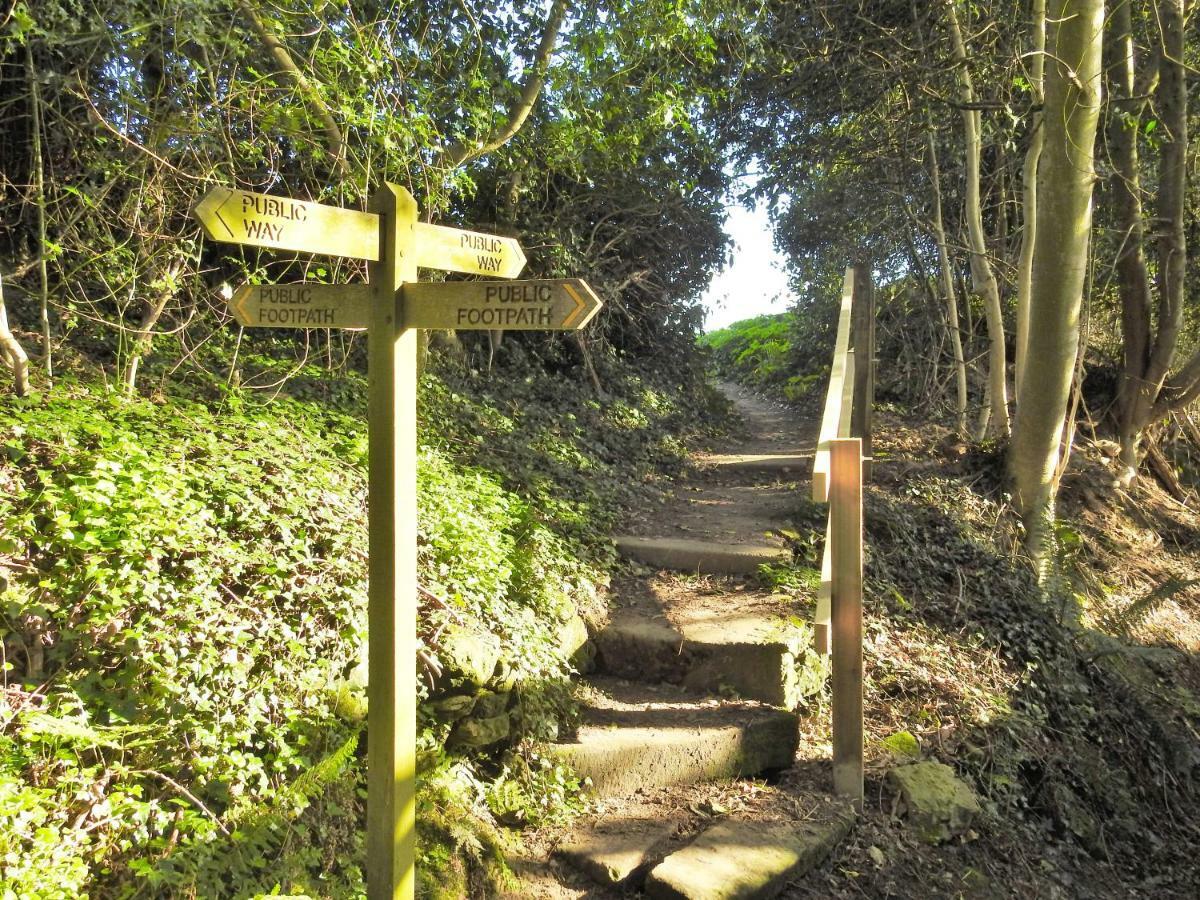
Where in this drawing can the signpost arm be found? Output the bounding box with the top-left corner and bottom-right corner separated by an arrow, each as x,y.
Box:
367,183 -> 419,900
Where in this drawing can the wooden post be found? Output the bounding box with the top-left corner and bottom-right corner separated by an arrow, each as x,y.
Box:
830,437 -> 864,809
865,273 -> 876,475
851,264 -> 874,477
367,183 -> 419,899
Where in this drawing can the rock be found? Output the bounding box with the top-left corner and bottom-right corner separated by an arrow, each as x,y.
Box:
472,689 -> 510,719
331,684 -> 368,723
439,623 -> 501,689
572,637 -> 597,674
429,693 -> 476,724
447,713 -> 510,749
559,614 -> 590,662
490,657 -> 518,692
887,761 -> 981,844
644,811 -> 854,899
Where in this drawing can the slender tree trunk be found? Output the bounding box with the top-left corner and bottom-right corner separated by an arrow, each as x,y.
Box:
124,258 -> 183,395
0,275 -> 30,396
945,0 -> 1010,437
443,0 -> 567,169
1110,0 -> 1187,481
1010,0 -> 1104,563
238,0 -> 348,176
1108,0 -> 1155,480
1146,0 -> 1188,410
27,44 -> 51,384
927,131 -> 969,434
1014,0 -> 1046,401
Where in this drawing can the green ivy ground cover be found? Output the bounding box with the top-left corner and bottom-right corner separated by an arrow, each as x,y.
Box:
0,358 -> 727,898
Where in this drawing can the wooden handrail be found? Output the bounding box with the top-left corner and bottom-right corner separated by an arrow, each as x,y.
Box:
811,269 -> 856,501
809,264 -> 872,811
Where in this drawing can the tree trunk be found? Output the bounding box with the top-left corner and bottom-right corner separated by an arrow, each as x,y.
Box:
238,0 -> 348,176
124,258 -> 183,395
1146,0 -> 1188,413
1014,0 -> 1046,401
1108,0 -> 1155,480
1110,0 -> 1187,482
945,0 -> 1010,437
0,274 -> 30,396
442,0 -> 567,169
926,131 -> 969,434
1010,0 -> 1104,564
27,44 -> 52,385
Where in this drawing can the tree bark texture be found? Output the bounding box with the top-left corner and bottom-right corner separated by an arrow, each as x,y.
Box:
1014,0 -> 1046,401
945,0 -> 1010,438
1010,0 -> 1104,561
926,131 -> 969,435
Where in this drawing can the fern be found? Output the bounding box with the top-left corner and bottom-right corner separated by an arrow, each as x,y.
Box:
225,728 -> 361,832
1114,577 -> 1199,635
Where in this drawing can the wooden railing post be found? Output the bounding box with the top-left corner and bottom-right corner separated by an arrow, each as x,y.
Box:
830,437 -> 864,809
851,264 -> 874,477
812,265 -> 869,804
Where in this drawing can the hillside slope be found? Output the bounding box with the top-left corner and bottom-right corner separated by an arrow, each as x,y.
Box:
700,323 -> 1200,897
0,354 -> 729,897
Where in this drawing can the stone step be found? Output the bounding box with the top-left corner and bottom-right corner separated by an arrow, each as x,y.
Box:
644,807 -> 856,900
548,679 -> 798,798
615,536 -> 789,576
595,608 -> 825,709
703,453 -> 812,475
556,815 -> 679,887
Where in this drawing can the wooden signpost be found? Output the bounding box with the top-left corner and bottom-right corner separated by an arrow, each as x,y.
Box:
404,278 -> 601,331
195,187 -> 380,260
193,183 -> 601,900
229,283 -> 371,329
413,222 -> 527,277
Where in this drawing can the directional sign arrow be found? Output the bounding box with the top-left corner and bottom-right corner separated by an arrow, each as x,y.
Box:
194,188 -> 380,260
413,223 -> 526,279
230,283 -> 371,329
401,278 -> 602,331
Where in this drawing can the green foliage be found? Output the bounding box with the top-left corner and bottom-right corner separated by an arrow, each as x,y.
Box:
1,380 -> 370,895
757,561 -> 821,595
880,730 -> 921,762
482,752 -> 586,829
700,306 -> 836,400
0,351 -> 724,895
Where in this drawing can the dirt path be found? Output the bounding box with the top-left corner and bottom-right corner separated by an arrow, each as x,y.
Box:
508,382 -> 849,899
619,382 -> 815,550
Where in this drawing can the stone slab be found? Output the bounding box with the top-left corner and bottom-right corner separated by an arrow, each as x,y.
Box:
704,454 -> 812,474
595,613 -> 825,708
557,816 -> 679,885
615,536 -> 789,576
887,761 -> 981,844
549,700 -> 798,798
644,812 -> 854,900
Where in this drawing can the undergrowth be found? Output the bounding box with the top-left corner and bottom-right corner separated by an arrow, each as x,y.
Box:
713,326 -> 1200,894
700,307 -> 834,402
0,348 -> 730,897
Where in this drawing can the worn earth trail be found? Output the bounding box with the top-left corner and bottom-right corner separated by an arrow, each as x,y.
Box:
510,383 -> 856,899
